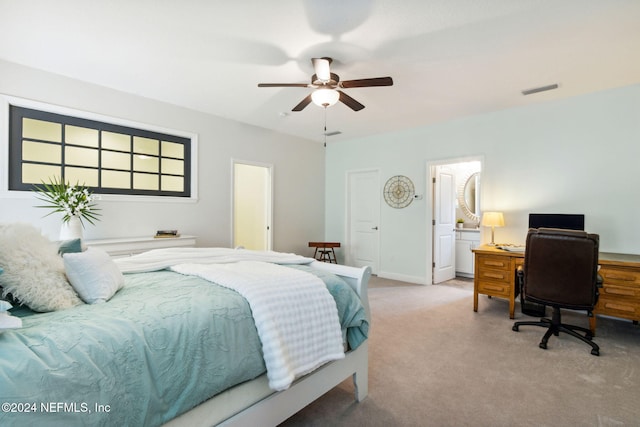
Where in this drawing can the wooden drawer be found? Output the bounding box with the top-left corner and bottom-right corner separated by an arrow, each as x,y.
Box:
596,296 -> 640,319
477,268 -> 511,284
477,255 -> 511,272
477,280 -> 510,297
599,266 -> 640,288
599,284 -> 640,300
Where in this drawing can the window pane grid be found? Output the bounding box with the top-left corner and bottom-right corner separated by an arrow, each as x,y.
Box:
9,105 -> 190,197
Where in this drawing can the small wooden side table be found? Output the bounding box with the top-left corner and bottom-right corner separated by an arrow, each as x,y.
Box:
308,242 -> 340,264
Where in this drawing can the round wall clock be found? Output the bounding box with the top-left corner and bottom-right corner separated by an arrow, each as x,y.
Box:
383,175 -> 415,208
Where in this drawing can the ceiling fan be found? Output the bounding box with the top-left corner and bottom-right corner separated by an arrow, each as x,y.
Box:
258,57 -> 393,112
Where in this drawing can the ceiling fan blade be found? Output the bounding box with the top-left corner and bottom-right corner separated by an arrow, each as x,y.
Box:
338,90 -> 365,111
258,83 -> 311,88
312,57 -> 332,82
292,94 -> 313,111
340,77 -> 393,88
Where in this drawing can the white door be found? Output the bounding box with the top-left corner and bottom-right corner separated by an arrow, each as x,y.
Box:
433,165 -> 456,283
347,170 -> 380,273
232,161 -> 272,250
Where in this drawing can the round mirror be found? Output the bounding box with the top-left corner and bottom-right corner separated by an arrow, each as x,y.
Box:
458,172 -> 480,223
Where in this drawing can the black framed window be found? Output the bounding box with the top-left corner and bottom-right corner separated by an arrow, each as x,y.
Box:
9,105 -> 191,197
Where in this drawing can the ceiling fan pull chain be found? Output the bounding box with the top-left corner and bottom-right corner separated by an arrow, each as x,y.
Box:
323,107 -> 327,147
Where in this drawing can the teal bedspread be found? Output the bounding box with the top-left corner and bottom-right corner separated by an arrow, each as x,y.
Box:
0,267 -> 367,427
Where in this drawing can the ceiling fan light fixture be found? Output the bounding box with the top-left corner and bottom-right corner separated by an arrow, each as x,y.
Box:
311,88 -> 340,108
259,57 -> 393,111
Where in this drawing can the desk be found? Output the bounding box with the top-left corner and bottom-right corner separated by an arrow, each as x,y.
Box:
308,242 -> 340,263
473,245 -> 640,332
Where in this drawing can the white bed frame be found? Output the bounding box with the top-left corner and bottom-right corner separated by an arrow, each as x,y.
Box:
164,261 -> 371,427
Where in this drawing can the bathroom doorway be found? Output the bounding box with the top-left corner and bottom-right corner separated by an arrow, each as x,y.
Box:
428,158 -> 482,284
232,160 -> 273,251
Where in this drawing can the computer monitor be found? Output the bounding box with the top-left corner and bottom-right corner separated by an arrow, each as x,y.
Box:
528,213 -> 585,231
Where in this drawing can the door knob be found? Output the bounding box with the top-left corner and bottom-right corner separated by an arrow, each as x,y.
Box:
372,226 -> 379,230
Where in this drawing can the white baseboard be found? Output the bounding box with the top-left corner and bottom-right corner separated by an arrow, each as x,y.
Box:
376,271 -> 427,285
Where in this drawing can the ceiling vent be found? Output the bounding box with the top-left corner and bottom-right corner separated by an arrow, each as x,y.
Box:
522,83 -> 559,96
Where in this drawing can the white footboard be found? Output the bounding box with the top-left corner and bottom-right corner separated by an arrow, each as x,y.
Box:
219,341 -> 368,427
165,262 -> 371,427
309,261 -> 371,322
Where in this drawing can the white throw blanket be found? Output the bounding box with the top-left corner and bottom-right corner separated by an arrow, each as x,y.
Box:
171,261 -> 344,391
115,247 -> 315,273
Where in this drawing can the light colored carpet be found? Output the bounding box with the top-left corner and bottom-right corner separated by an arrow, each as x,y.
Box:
280,276 -> 640,426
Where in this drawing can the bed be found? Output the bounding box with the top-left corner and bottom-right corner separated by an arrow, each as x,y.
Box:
0,229 -> 371,427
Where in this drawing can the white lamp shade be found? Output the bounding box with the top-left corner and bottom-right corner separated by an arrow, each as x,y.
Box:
481,211 -> 505,227
311,89 -> 340,107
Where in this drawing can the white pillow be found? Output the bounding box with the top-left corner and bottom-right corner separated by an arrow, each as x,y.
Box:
64,248 -> 124,304
0,223 -> 82,312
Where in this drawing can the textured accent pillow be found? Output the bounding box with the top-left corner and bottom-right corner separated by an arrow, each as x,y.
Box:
0,223 -> 83,312
64,248 -> 124,304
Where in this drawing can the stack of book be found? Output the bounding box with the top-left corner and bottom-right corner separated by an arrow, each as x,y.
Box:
154,230 -> 180,238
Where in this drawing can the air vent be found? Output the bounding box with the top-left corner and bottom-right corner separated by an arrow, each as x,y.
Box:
522,84 -> 559,96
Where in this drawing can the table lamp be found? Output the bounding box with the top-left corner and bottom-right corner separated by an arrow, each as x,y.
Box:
481,211 -> 504,246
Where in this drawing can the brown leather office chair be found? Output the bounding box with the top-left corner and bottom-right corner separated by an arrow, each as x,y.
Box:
512,228 -> 601,356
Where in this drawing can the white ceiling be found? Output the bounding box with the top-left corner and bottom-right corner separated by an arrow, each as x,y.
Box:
1,0 -> 639,144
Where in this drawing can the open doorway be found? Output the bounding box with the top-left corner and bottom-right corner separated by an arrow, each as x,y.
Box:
232,161 -> 273,251
428,158 -> 482,284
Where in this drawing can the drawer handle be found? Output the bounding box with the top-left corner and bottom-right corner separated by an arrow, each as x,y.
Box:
603,288 -> 635,297
484,261 -> 506,267
484,272 -> 505,280
603,302 -> 635,313
604,273 -> 637,282
483,284 -> 505,292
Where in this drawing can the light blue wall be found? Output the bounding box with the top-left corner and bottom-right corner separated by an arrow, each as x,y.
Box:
326,84 -> 640,284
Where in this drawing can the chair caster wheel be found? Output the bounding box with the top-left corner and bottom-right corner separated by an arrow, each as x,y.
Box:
539,342 -> 547,350
591,349 -> 599,356
512,325 -> 519,332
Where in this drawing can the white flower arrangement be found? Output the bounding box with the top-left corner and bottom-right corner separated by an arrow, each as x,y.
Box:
34,177 -> 101,226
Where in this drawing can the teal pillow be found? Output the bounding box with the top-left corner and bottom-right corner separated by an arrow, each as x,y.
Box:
58,239 -> 83,255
